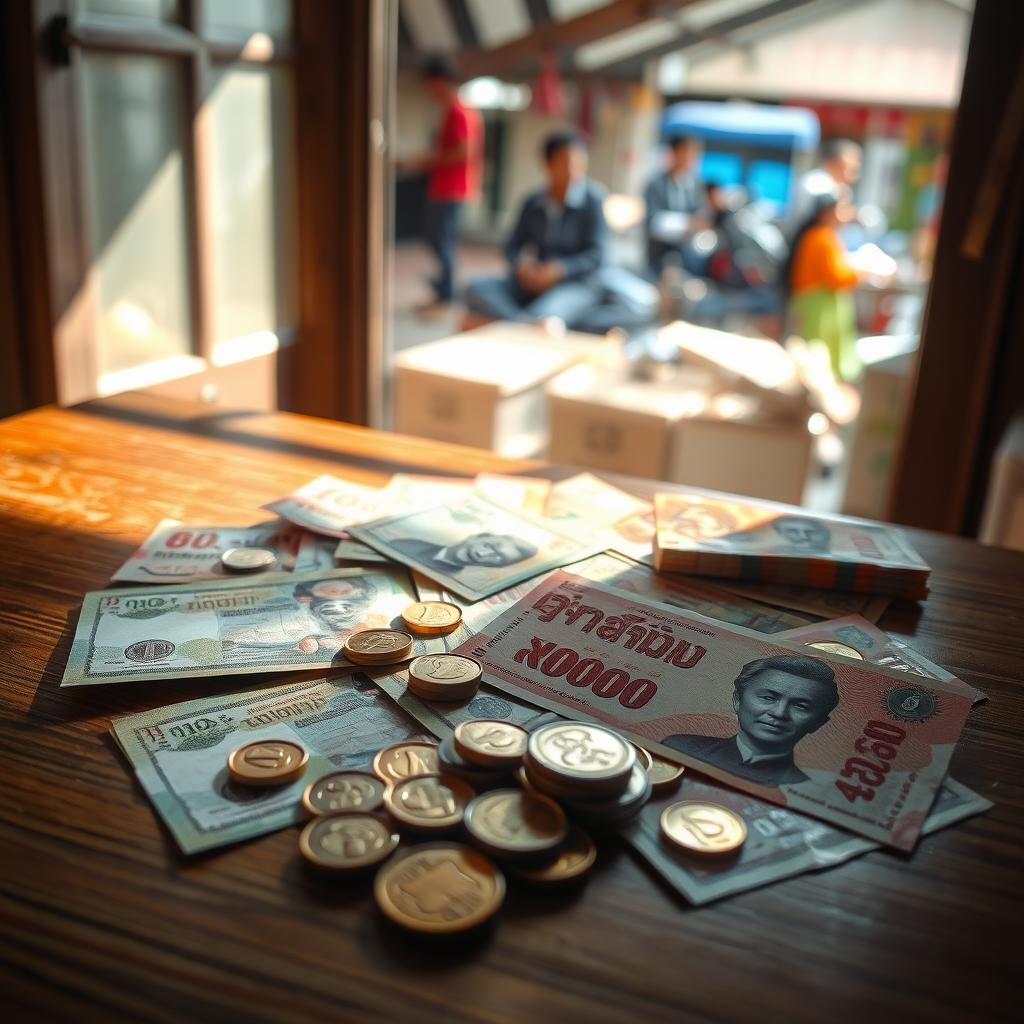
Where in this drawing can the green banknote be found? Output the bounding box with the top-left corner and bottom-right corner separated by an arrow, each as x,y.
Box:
111,672 -> 434,853
63,567 -> 438,686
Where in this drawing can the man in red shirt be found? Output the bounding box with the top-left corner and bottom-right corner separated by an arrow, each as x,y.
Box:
412,57 -> 483,317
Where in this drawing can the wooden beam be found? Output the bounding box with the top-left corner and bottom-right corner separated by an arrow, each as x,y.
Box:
594,0 -> 821,75
458,0 -> 701,80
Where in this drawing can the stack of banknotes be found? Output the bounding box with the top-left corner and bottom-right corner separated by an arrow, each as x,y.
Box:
652,490 -> 932,599
61,469 -> 988,906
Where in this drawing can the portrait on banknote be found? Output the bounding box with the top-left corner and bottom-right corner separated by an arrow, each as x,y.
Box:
662,653 -> 839,786
349,495 -> 601,601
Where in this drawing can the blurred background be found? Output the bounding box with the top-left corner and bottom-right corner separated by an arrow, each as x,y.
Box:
1,0 -> 1022,547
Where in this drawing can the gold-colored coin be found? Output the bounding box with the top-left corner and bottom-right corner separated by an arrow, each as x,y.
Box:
646,751 -> 685,792
464,788 -> 568,859
453,720 -> 529,768
384,772 -> 474,832
372,741 -> 440,784
633,745 -> 654,771
374,843 -> 505,934
660,801 -> 747,855
226,739 -> 308,787
401,601 -> 463,636
527,722 -> 635,796
805,640 -> 864,660
299,812 -> 399,870
302,770 -> 387,816
220,547 -> 276,572
343,629 -> 414,665
510,826 -> 597,884
407,654 -> 483,701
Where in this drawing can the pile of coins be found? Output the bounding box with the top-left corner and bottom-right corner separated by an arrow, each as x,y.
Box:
222,602 -> 748,934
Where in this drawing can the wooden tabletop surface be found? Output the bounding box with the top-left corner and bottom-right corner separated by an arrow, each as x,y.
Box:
1,397 -> 1019,1023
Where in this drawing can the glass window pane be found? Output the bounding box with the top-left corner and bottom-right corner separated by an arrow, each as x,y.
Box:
209,65 -> 296,342
80,0 -> 180,20
202,0 -> 291,36
81,54 -> 193,377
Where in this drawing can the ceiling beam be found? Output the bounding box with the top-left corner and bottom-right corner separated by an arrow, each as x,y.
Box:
593,0 -> 821,74
458,0 -> 703,79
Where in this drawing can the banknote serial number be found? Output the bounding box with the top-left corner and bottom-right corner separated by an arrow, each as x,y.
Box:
514,638 -> 657,708
834,720 -> 907,803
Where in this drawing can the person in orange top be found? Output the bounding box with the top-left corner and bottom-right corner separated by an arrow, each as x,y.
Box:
785,196 -> 861,380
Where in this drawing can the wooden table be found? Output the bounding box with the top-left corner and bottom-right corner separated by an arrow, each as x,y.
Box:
1,397 -> 1019,1023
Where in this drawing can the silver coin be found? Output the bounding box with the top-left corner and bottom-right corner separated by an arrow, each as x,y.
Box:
221,547 -> 277,572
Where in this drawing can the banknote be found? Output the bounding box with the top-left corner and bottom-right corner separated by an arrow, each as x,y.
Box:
774,615 -> 960,683
654,491 -> 930,569
293,531 -> 340,572
62,567 -> 447,686
385,681 -> 991,903
111,673 -> 434,853
626,775 -> 992,905
474,473 -> 550,515
409,552 -> 812,669
348,494 -> 604,602
111,519 -> 308,583
263,475 -> 387,537
543,473 -> 656,566
382,473 -> 475,509
653,491 -> 930,598
334,538 -> 393,564
454,571 -> 983,850
546,473 -> 651,525
718,582 -> 891,624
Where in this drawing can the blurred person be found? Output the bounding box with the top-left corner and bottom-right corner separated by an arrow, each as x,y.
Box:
788,138 -> 862,233
784,195 -> 862,381
643,134 -> 709,277
404,57 -> 483,318
463,131 -> 608,333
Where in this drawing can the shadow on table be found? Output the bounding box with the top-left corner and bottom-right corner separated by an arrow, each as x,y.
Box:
71,397 -> 491,480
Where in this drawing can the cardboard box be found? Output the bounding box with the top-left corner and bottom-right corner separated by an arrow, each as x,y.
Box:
841,352 -> 913,520
547,366 -> 812,504
392,322 -> 615,458
659,320 -> 812,418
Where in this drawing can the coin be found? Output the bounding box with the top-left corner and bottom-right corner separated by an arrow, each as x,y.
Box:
509,826 -> 597,884
226,739 -> 308,787
220,547 -> 276,572
302,770 -> 387,816
646,751 -> 685,793
526,722 -> 635,797
407,654 -> 482,701
383,772 -> 475,831
372,741 -> 440,784
805,640 -> 864,660
464,788 -> 568,860
401,601 -> 463,636
374,843 -> 505,933
453,720 -> 529,768
633,745 -> 654,771
660,800 -> 747,855
437,736 -> 510,786
299,813 -> 399,870
343,629 -> 414,665
562,763 -> 652,826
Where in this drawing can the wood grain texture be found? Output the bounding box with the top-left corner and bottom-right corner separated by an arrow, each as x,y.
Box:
0,397 -> 1020,1024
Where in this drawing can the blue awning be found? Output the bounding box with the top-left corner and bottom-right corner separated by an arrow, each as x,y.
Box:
662,101 -> 820,152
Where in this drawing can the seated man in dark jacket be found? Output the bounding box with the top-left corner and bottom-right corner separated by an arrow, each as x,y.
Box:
464,131 -> 608,332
